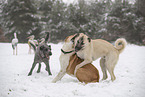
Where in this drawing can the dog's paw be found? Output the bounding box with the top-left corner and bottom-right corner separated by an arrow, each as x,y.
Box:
37,70 -> 40,73
52,79 -> 57,83
28,73 -> 32,76
49,73 -> 52,76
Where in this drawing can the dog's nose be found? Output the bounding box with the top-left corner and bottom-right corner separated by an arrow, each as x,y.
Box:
75,47 -> 79,52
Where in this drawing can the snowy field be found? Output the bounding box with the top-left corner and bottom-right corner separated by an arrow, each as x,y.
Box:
0,43 -> 145,97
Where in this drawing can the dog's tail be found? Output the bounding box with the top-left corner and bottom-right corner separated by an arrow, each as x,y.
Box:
115,38 -> 127,54
45,32 -> 50,43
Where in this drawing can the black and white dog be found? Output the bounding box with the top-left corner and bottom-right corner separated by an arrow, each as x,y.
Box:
27,35 -> 38,54
28,33 -> 52,76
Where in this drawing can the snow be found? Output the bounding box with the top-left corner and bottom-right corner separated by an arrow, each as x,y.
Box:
0,43 -> 145,97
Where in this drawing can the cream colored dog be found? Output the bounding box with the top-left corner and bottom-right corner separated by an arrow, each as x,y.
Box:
52,33 -> 82,83
74,34 -> 127,81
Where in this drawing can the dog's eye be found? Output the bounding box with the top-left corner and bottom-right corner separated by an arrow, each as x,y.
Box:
71,40 -> 74,43
48,45 -> 51,50
81,42 -> 84,45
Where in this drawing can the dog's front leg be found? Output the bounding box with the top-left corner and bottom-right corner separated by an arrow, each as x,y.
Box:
44,61 -> 52,75
16,46 -> 18,55
28,62 -> 37,76
37,63 -> 41,73
74,59 -> 92,75
13,49 -> 15,55
52,56 -> 68,83
52,69 -> 66,83
52,53 -> 72,83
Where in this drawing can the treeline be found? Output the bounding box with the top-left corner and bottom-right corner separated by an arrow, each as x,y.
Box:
0,0 -> 145,45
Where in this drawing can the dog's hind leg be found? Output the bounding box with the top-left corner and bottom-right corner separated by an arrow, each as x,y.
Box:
100,57 -> 108,80
37,63 -> 41,73
44,61 -> 52,75
105,53 -> 118,81
106,64 -> 116,81
28,62 -> 37,76
16,46 -> 18,55
52,58 -> 69,83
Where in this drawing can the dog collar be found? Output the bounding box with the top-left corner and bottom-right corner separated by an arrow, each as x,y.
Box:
61,49 -> 74,54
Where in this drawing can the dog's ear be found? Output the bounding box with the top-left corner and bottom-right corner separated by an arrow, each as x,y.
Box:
45,32 -> 49,43
48,45 -> 51,50
87,38 -> 91,42
71,33 -> 80,42
40,45 -> 44,50
81,36 -> 84,41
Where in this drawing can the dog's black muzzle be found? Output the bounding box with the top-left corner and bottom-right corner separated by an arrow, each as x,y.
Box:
75,46 -> 83,52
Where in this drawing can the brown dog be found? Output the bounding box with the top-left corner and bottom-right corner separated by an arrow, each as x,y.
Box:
66,54 -> 100,84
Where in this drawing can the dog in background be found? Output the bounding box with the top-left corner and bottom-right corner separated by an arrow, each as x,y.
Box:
67,54 -> 100,83
27,35 -> 38,54
74,34 -> 127,81
52,33 -> 83,83
28,33 -> 52,76
11,33 -> 18,55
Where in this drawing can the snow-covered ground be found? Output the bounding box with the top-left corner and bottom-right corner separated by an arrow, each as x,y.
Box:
0,43 -> 145,97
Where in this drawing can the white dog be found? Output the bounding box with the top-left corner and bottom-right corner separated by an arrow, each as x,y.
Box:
12,33 -> 18,55
52,33 -> 82,83
74,34 -> 127,81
